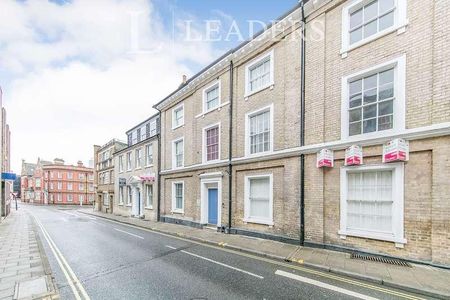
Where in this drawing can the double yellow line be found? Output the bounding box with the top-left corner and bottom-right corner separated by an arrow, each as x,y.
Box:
32,214 -> 90,300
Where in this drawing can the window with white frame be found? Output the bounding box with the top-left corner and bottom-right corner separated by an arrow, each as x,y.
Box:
342,56 -> 405,139
339,163 -> 405,246
68,172 -> 73,179
203,82 -> 220,112
79,183 -> 84,191
172,104 -> 184,129
50,172 -> 54,179
205,125 -> 219,162
57,194 -> 62,202
341,0 -> 407,55
135,148 -> 142,168
150,120 -> 157,136
67,183 -> 73,190
245,51 -> 274,96
146,144 -> 153,166
50,183 -> 54,190
119,186 -> 124,204
172,182 -> 184,212
244,175 -> 273,225
88,194 -> 94,202
79,195 -> 84,203
57,172 -> 62,179
246,106 -> 272,155
173,138 -> 184,168
35,178 -> 41,188
79,173 -> 84,180
68,194 -> 73,202
127,186 -> 132,205
57,182 -> 62,190
126,152 -> 132,170
119,155 -> 124,172
146,185 -> 153,208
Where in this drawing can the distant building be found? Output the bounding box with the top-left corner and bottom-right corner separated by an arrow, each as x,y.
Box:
113,114 -> 159,220
0,87 -> 12,219
93,139 -> 127,213
21,158 -> 95,205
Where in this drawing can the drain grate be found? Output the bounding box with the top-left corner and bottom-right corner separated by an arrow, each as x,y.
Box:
350,253 -> 411,267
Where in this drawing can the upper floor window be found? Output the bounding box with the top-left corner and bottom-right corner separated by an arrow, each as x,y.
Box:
135,148 -> 142,169
50,172 -> 54,179
245,50 -> 274,96
126,152 -> 132,171
172,103 -> 184,129
145,144 -> 153,166
203,82 -> 220,112
127,133 -> 132,146
137,128 -> 141,143
67,183 -> 73,190
57,182 -> 62,190
204,124 -> 220,162
341,56 -> 405,140
246,105 -> 273,156
119,155 -> 124,172
150,120 -> 157,136
173,138 -> 184,169
35,178 -> 41,188
68,172 -> 73,179
79,173 -> 85,180
341,0 -> 408,56
57,172 -> 62,179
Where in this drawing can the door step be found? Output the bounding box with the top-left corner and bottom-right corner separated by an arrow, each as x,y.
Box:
204,225 -> 218,231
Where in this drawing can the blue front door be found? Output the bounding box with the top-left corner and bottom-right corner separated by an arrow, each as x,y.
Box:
208,188 -> 218,225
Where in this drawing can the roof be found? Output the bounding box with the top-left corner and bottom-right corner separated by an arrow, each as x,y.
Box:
21,163 -> 36,176
125,112 -> 160,135
153,1 -> 307,110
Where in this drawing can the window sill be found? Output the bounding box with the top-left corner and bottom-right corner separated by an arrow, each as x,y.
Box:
338,229 -> 407,248
144,206 -> 153,210
340,21 -> 409,58
126,204 -> 132,207
244,150 -> 273,160
244,83 -> 274,99
196,101 -> 230,119
171,209 -> 184,214
172,124 -> 184,131
118,203 -> 124,206
145,164 -> 154,168
243,218 -> 274,226
342,128 -> 402,143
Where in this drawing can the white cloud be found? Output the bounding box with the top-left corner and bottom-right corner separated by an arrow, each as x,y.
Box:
0,0 -> 217,172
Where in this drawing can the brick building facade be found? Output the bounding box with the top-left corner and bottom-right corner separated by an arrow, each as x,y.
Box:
21,158 -> 94,205
0,87 -> 12,220
148,0 -> 450,266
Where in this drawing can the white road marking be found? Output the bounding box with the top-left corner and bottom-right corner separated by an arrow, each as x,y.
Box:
275,270 -> 379,300
114,228 -> 144,239
166,246 -> 263,279
60,211 -> 79,217
32,214 -> 91,300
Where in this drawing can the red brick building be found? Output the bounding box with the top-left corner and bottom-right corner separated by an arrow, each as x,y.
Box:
21,158 -> 94,205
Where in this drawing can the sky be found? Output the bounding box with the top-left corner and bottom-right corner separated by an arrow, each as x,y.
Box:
0,0 -> 298,173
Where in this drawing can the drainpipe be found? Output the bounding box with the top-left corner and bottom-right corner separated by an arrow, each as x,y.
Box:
156,112 -> 162,222
227,59 -> 234,233
299,1 -> 306,246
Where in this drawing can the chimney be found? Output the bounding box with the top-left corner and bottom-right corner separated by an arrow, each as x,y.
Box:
77,161 -> 84,167
179,74 -> 187,87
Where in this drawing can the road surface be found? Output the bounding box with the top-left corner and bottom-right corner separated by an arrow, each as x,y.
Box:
26,205 -> 430,300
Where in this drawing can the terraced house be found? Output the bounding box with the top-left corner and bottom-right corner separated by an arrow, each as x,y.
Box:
113,114 -> 160,220
153,0 -> 450,267
94,139 -> 127,213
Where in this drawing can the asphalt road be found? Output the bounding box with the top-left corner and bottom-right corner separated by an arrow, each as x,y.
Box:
26,205 -> 430,300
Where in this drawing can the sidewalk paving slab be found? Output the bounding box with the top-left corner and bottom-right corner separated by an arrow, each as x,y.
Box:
0,209 -> 58,300
79,208 -> 450,300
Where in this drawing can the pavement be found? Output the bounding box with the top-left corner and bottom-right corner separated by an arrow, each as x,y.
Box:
77,207 -> 450,300
0,206 -> 58,300
19,204 -> 438,300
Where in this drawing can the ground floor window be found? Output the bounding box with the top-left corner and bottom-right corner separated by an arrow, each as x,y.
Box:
119,187 -> 124,205
79,195 -> 84,203
127,186 -> 132,205
339,163 -> 406,247
172,182 -> 184,213
103,194 -> 109,206
146,185 -> 153,208
244,174 -> 273,225
67,194 -> 73,202
57,194 -> 62,202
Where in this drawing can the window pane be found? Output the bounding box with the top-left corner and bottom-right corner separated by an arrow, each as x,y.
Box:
379,11 -> 394,31
363,118 -> 377,133
378,115 -> 393,130
364,74 -> 377,90
378,100 -> 393,116
349,122 -> 361,136
349,108 -> 362,122
364,1 -> 378,21
350,9 -> 363,29
379,0 -> 395,14
350,27 -> 363,44
363,104 -> 377,119
364,20 -> 378,38
363,88 -> 377,104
